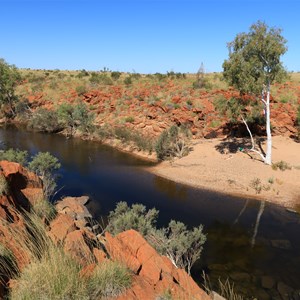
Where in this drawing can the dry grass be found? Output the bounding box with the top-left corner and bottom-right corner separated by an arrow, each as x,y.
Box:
0,210 -> 131,299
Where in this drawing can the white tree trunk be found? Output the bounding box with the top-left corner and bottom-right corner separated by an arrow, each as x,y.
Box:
265,83 -> 272,165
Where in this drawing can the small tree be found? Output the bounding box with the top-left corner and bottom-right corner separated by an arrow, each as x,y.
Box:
0,59 -> 21,117
107,202 -> 206,275
223,21 -> 287,165
28,152 -> 61,200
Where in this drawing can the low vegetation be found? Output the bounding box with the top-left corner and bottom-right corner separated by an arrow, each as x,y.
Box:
155,125 -> 192,160
107,201 -> 206,275
272,160 -> 292,171
0,211 -> 131,300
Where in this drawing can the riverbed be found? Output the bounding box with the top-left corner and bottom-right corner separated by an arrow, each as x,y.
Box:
1,125 -> 299,298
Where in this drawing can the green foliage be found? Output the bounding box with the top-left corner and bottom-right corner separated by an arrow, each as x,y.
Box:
0,58 -> 22,117
76,69 -> 89,78
57,101 -> 95,135
107,202 -> 206,275
149,220 -> 206,275
297,105 -> 300,126
123,76 -> 132,85
28,152 -> 60,178
114,127 -> 154,152
75,85 -> 87,96
223,21 -> 287,95
89,72 -> 113,85
272,160 -> 291,171
125,116 -> 134,123
28,108 -> 61,133
214,96 -> 242,124
28,152 -> 61,200
155,125 -> 191,160
107,201 -> 159,236
0,148 -> 28,165
111,71 -> 122,80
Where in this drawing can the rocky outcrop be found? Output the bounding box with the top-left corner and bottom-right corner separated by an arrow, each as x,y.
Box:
0,161 -> 210,300
105,230 -> 210,300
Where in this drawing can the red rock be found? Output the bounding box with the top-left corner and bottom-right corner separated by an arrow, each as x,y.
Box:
105,232 -> 141,274
63,230 -> 94,266
115,275 -> 157,300
93,248 -> 108,264
48,214 -> 76,244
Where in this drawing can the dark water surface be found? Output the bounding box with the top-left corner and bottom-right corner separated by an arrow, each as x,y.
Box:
1,125 -> 299,298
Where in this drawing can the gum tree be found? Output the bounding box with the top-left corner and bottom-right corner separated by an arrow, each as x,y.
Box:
223,21 -> 287,165
0,59 -> 21,117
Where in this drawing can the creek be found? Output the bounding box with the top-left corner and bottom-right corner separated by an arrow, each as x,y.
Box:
1,125 -> 299,298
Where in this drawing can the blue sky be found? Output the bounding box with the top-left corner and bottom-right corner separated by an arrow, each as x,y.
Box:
1,0 -> 299,73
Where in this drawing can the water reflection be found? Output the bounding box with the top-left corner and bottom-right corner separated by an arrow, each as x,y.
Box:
153,175 -> 188,201
251,201 -> 266,247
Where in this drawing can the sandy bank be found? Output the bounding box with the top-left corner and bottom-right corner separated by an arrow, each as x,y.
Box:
149,136 -> 300,210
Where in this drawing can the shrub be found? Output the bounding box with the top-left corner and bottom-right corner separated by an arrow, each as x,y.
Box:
272,160 -> 291,171
28,152 -> 61,200
28,108 -> 62,133
57,102 -> 95,135
95,125 -> 114,140
107,201 -> 159,236
125,116 -> 134,123
0,148 -> 28,165
249,178 -> 262,194
88,261 -> 131,298
111,71 -> 122,80
149,221 -> 206,275
107,202 -> 206,275
123,76 -> 132,85
155,125 -> 192,160
75,85 -> 87,96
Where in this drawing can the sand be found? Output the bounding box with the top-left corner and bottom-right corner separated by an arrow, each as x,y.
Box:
149,136 -> 300,210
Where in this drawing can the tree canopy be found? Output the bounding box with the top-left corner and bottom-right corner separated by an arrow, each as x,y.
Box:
0,59 -> 21,117
222,21 -> 288,165
223,21 -> 287,96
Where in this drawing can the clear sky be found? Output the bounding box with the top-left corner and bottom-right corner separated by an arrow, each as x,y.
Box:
1,0 -> 299,73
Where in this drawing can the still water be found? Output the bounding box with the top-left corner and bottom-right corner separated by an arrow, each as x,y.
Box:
1,125 -> 299,298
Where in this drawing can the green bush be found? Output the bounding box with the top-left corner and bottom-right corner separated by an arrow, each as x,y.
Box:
107,202 -> 206,275
75,85 -> 87,96
155,125 -> 192,160
125,116 -> 134,123
28,152 -> 61,200
0,148 -> 28,165
28,108 -> 62,133
123,76 -> 132,85
272,160 -> 292,171
57,102 -> 95,136
107,202 -> 159,237
111,71 -> 122,80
